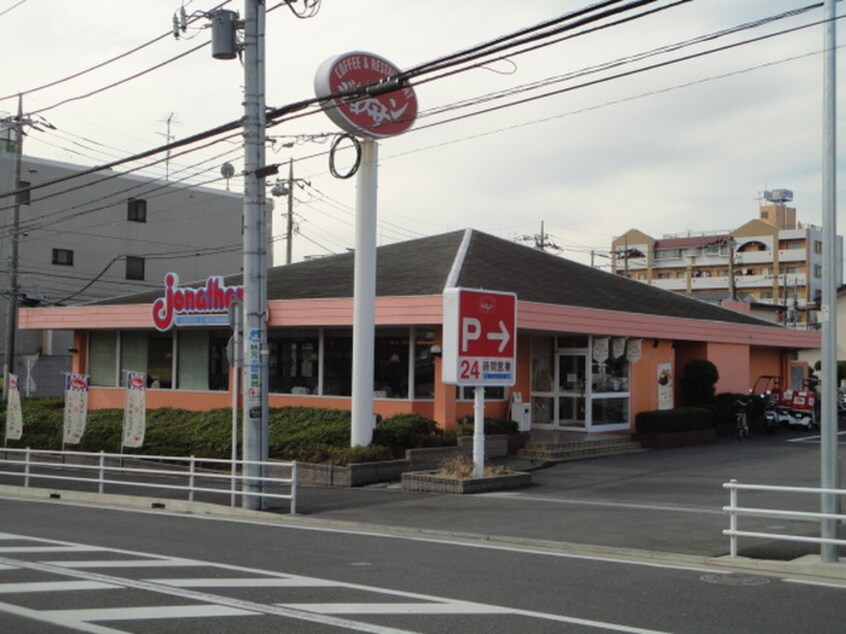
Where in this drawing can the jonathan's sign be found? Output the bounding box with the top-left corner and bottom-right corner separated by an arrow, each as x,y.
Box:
442,288 -> 517,387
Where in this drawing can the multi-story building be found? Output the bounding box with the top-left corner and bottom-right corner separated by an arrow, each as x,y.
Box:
611,190 -> 843,329
0,144 -> 254,395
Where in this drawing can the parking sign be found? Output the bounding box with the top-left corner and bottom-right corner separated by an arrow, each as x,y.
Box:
442,288 -> 517,386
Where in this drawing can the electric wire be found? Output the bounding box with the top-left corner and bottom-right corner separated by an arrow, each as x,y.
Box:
0,0 -> 27,19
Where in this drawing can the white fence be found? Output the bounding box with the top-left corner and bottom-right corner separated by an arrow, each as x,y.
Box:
723,480 -> 846,557
0,448 -> 297,514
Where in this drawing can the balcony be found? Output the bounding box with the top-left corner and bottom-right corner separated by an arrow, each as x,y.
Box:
778,249 -> 807,263
690,276 -> 729,290
652,278 -> 687,291
736,251 -> 774,265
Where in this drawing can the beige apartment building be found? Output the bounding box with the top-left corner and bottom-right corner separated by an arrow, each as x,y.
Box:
611,191 -> 843,329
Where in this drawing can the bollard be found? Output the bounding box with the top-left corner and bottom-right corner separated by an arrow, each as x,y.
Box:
729,479 -> 738,558
98,451 -> 105,495
188,456 -> 196,502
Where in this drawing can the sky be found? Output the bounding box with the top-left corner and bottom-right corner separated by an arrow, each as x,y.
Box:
0,0 -> 843,269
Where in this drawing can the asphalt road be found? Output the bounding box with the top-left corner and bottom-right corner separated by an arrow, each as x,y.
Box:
1,496 -> 845,634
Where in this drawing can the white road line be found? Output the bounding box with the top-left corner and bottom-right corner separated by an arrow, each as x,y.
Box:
150,577 -> 336,588
44,605 -> 258,622
279,601 -> 511,615
0,564 -> 17,571
0,599 -> 127,634
0,545 -> 101,553
50,558 -> 201,568
0,581 -> 116,593
783,578 -> 846,590
483,491 -> 725,515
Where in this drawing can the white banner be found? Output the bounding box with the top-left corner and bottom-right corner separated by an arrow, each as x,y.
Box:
627,338 -> 642,363
5,374 -> 23,441
123,372 -> 146,449
62,374 -> 89,445
611,337 -> 627,360
592,337 -> 610,364
657,363 -> 673,410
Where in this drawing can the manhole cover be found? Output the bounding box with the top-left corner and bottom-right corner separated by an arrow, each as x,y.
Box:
700,573 -> 771,587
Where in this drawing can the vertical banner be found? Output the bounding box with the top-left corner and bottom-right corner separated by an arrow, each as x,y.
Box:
5,374 -> 23,441
657,363 -> 673,410
62,374 -> 89,445
627,338 -> 642,363
611,337 -> 627,360
592,337 -> 610,364
123,372 -> 146,449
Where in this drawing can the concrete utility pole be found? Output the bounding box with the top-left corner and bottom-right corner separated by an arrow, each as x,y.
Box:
819,0 -> 839,563
3,96 -> 24,400
241,0 -> 269,510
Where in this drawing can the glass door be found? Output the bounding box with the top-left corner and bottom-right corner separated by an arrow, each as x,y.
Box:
558,353 -> 587,430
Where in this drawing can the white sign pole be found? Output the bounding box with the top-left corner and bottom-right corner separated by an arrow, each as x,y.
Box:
350,139 -> 379,447
473,386 -> 485,478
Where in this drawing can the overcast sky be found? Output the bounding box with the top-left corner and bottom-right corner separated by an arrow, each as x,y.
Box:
0,0 -> 843,269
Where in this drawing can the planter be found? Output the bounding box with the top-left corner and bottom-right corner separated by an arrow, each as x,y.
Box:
633,428 -> 716,449
401,470 -> 531,494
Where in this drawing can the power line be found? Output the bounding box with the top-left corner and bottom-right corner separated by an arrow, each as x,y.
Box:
0,0 -> 27,19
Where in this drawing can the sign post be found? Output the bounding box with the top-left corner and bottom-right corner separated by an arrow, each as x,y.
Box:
315,51 -> 417,447
442,288 -> 517,477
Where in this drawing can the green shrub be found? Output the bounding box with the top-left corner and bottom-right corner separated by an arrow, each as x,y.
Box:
635,407 -> 714,434
372,413 -> 442,449
456,416 -> 519,437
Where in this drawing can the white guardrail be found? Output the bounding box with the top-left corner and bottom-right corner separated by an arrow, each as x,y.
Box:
0,448 -> 296,514
723,480 -> 846,557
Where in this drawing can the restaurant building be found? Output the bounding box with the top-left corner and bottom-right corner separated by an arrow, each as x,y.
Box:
19,229 -> 819,433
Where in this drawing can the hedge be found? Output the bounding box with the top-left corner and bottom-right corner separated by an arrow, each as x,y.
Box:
634,407 -> 715,434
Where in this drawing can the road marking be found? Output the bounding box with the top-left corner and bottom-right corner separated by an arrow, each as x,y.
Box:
0,581 -> 116,593
150,576 -> 336,588
44,605 -> 258,621
0,545 -> 101,553
483,491 -> 725,515
50,558 -> 201,569
0,599 -> 126,634
783,578 -> 846,590
0,533 -> 674,634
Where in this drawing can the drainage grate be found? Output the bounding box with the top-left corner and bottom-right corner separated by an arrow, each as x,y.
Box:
700,573 -> 771,587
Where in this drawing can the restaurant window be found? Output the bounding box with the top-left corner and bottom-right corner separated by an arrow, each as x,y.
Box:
120,331 -> 148,387
147,331 -> 173,389
208,334 -> 229,391
374,328 -> 409,398
323,329 -> 352,396
177,330 -> 209,390
89,330 -> 118,387
128,198 -> 147,222
268,329 -> 319,394
17,180 -> 30,205
457,385 -> 505,400
413,329 -> 437,399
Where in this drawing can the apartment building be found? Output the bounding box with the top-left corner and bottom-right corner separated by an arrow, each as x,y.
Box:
0,147 -> 256,395
611,191 -> 843,329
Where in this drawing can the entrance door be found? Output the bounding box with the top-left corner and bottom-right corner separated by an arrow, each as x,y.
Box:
558,353 -> 587,429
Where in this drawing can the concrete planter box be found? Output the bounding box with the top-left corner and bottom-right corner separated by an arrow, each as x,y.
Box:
401,470 -> 531,494
634,428 -> 716,449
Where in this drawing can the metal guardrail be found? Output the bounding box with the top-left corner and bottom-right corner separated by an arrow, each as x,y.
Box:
0,448 -> 297,514
723,480 -> 846,557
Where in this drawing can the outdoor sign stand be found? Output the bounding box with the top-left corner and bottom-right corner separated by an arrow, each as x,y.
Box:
443,288 -> 517,477
314,51 -> 418,447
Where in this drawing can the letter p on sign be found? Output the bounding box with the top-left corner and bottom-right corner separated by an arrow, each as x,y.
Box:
461,318 -> 481,353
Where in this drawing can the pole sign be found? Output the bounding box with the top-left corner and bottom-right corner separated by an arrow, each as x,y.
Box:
314,51 -> 417,138
442,288 -> 517,386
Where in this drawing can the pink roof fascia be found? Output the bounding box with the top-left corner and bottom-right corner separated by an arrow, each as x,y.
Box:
20,295 -> 818,350
518,300 -> 820,349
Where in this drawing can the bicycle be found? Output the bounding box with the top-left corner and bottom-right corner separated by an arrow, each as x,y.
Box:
734,397 -> 750,440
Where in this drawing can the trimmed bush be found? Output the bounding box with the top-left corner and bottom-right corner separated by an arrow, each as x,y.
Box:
456,416 -> 519,437
680,359 -> 719,406
372,414 -> 443,450
635,407 -> 715,434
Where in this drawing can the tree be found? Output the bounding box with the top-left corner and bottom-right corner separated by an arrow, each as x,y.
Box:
680,359 -> 719,406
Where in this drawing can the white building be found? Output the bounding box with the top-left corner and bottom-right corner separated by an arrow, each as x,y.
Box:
0,148 -> 254,395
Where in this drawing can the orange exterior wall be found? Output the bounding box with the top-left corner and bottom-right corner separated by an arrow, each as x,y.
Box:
707,342 -> 750,395
630,340 -> 675,414
749,347 -> 786,388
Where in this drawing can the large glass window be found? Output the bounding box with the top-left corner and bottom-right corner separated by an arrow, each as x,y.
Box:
413,329 -> 436,400
269,329 -> 319,394
120,331 -> 148,386
208,334 -> 229,391
374,328 -> 409,398
89,331 -> 117,386
177,330 -> 209,391
323,329 -> 352,396
147,331 -> 173,389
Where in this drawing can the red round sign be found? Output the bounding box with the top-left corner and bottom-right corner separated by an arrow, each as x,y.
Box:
314,51 -> 417,138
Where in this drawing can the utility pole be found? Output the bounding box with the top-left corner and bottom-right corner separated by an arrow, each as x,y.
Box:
273,158 -> 308,265
157,112 -> 178,180
820,0 -> 838,563
3,96 -> 24,400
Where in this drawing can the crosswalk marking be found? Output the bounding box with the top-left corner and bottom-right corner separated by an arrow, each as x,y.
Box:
44,605 -> 258,622
49,558 -> 201,569
280,601 -> 513,615
150,576 -> 336,588
0,581 -> 117,593
0,545 -> 100,553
